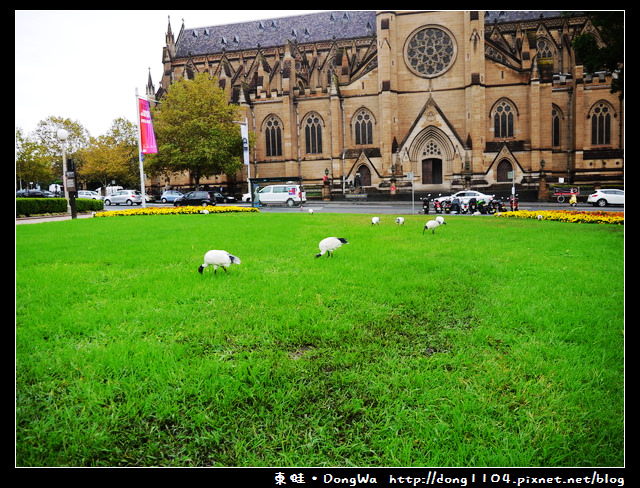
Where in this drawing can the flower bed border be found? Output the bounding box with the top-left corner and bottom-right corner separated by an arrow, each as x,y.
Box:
94,205 -> 259,218
496,209 -> 623,225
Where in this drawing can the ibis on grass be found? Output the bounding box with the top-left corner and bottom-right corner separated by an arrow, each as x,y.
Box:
423,220 -> 440,234
315,237 -> 349,258
198,250 -> 241,274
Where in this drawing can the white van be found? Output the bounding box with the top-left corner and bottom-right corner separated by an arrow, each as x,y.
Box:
257,184 -> 307,207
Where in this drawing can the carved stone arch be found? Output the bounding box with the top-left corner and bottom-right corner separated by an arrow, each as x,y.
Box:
489,97 -> 520,118
349,106 -> 377,126
408,126 -> 456,184
301,110 -> 325,126
351,107 -> 376,146
496,159 -> 513,182
588,99 -> 615,116
552,103 -> 564,119
489,144 -> 523,184
261,113 -> 284,132
408,126 -> 455,163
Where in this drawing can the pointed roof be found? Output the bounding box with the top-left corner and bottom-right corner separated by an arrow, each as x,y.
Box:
174,11 -> 376,57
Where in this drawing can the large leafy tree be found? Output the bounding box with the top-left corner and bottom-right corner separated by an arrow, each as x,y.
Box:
572,11 -> 624,99
77,118 -> 139,191
15,128 -> 53,189
146,73 -> 244,189
15,116 -> 89,191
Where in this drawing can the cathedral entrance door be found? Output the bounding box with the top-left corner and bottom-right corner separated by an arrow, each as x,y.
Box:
422,158 -> 443,184
356,165 -> 371,187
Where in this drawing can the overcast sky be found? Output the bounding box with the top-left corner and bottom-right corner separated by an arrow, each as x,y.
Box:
15,10 -> 322,138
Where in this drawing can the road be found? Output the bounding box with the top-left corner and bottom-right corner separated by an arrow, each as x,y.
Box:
16,200 -> 623,225
116,200 -> 623,215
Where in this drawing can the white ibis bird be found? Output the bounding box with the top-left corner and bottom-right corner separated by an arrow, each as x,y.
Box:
198,250 -> 241,274
435,216 -> 446,226
423,220 -> 440,234
395,217 -> 405,225
315,237 -> 349,258
371,216 -> 380,225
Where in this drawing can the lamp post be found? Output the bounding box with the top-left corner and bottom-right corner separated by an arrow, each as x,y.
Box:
56,128 -> 72,216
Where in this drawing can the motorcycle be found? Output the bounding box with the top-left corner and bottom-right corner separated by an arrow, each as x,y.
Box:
476,198 -> 488,214
488,197 -> 507,214
450,197 -> 461,214
468,198 -> 478,214
434,197 -> 443,213
460,200 -> 469,214
443,198 -> 452,214
421,194 -> 432,214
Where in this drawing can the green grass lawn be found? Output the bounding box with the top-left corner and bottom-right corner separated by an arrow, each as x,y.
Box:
15,212 -> 624,467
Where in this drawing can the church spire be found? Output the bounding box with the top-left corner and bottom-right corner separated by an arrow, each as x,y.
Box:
166,15 -> 174,46
146,68 -> 155,100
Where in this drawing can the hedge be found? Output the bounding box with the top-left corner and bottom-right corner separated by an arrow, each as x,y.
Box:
16,198 -> 104,217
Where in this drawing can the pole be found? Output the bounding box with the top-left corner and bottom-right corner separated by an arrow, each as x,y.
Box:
135,88 -> 147,208
240,118 -> 251,196
61,142 -> 70,215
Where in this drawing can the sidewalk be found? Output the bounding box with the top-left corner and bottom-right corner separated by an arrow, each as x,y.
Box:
16,213 -> 95,225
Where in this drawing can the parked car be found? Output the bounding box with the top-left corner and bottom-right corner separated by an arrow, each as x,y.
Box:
587,189 -> 624,207
242,192 -> 252,202
212,192 -> 236,204
435,190 -> 494,204
256,184 -> 307,206
104,190 -> 143,206
16,189 -> 56,197
77,190 -> 102,200
173,191 -> 216,207
160,190 -> 184,203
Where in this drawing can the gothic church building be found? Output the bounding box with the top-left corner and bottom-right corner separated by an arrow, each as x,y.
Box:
147,10 -> 623,198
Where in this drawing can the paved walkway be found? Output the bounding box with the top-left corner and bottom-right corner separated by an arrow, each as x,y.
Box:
16,213 -> 95,225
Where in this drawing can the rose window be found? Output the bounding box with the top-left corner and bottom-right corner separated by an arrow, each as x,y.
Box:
405,26 -> 456,78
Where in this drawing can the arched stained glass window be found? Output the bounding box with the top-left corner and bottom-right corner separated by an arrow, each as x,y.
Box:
304,113 -> 323,154
493,100 -> 514,138
354,109 -> 373,145
552,108 -> 561,147
265,115 -> 282,157
590,102 -> 612,146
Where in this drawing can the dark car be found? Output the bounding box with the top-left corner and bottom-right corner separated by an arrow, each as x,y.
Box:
16,189 -> 53,198
174,191 -> 217,207
212,192 -> 236,204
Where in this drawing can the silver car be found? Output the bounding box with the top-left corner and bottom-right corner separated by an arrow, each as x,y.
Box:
160,190 -> 184,203
104,190 -> 143,206
77,190 -> 102,200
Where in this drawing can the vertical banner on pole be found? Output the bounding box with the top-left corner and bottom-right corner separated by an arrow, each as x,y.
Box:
138,97 -> 158,155
240,122 -> 249,165
240,121 -> 252,202
136,89 -> 157,208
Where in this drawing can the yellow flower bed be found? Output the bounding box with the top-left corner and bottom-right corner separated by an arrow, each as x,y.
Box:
95,205 -> 260,218
496,209 -> 623,225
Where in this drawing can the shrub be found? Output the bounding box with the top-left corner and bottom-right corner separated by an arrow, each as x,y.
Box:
16,198 -> 68,216
75,198 -> 104,213
16,197 -> 104,216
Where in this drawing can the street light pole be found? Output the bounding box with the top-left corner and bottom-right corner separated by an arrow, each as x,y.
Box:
56,128 -> 71,216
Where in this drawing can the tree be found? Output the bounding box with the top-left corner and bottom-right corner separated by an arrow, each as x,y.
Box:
145,73 -> 244,189
572,11 -> 624,99
76,118 -> 139,191
15,117 -> 89,191
15,128 -> 53,190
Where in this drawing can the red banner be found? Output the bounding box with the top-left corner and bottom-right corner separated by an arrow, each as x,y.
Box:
138,98 -> 157,154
